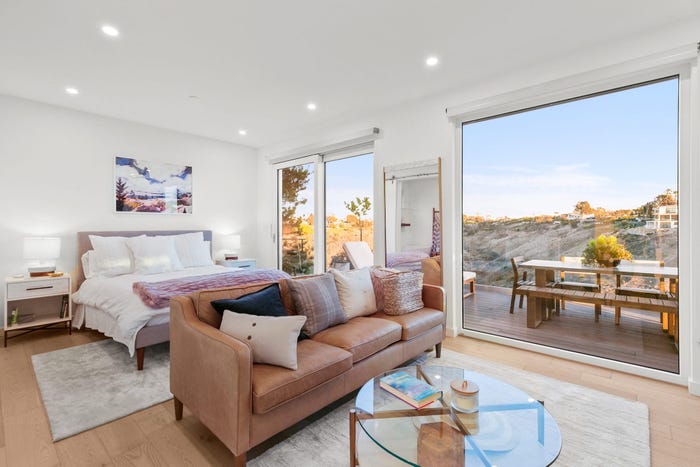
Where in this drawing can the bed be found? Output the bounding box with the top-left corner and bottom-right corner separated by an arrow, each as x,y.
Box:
72,230 -> 288,370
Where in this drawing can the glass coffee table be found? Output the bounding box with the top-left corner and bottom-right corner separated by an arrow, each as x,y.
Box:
350,365 -> 561,466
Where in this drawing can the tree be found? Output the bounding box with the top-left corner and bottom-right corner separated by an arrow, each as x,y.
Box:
574,201 -> 593,215
281,166 -> 311,225
115,177 -> 128,211
344,196 -> 372,241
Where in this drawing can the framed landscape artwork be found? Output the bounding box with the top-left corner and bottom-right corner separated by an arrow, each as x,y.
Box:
114,157 -> 193,214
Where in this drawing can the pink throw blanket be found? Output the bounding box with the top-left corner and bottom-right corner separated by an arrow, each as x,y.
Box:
386,250 -> 429,268
133,269 -> 291,309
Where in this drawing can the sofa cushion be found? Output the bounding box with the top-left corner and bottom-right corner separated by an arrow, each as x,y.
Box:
211,283 -> 287,316
381,270 -> 424,315
284,273 -> 348,336
251,339 -> 353,414
330,267 -> 377,319
220,310 -> 306,370
371,308 -> 444,341
311,317 -> 402,363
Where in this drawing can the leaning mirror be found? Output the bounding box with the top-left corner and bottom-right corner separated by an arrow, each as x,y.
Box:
383,158 -> 442,284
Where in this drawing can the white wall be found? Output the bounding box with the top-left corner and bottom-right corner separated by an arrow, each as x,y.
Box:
0,95 -> 258,303
256,16 -> 700,390
399,177 -> 439,252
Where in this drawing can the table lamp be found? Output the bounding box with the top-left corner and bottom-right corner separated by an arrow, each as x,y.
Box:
221,234 -> 241,260
23,237 -> 61,277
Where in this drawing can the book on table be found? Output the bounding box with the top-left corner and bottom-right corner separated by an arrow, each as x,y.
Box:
379,371 -> 442,409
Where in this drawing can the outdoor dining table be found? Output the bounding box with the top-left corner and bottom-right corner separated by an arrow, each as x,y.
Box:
520,259 -> 678,332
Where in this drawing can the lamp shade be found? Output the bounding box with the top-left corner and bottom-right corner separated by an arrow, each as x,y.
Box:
23,237 -> 61,260
221,234 -> 241,251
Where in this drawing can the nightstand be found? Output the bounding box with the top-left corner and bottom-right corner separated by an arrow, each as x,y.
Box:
216,258 -> 257,270
4,275 -> 72,347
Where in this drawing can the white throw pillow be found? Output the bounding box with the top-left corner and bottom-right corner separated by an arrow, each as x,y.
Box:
219,311 -> 306,370
330,267 -> 377,319
88,235 -> 139,277
171,232 -> 213,268
126,235 -> 184,274
80,250 -> 96,279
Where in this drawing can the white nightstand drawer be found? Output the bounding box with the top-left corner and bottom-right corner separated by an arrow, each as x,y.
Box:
7,278 -> 70,300
217,259 -> 256,269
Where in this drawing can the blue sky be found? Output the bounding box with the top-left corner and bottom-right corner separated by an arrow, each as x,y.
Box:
290,152 -> 374,219
462,78 -> 679,218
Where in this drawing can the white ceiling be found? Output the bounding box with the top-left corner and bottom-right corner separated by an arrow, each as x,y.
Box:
1,1 -> 699,148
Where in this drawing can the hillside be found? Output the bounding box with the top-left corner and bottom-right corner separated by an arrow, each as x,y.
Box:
463,219 -> 677,288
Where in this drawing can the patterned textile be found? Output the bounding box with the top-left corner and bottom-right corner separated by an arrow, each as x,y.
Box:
284,273 -> 347,336
133,269 -> 291,309
430,209 -> 441,257
369,267 -> 399,312
381,271 -> 424,315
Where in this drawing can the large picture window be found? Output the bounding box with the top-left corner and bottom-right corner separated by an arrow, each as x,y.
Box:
462,77 -> 680,373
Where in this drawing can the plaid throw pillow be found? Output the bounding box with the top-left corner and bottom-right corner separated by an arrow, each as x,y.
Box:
284,273 -> 348,336
381,271 -> 424,315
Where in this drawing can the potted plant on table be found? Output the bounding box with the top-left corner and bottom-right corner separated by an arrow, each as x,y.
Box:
582,234 -> 633,267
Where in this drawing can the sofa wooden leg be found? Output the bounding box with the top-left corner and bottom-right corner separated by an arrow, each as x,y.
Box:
435,342 -> 442,358
136,347 -> 145,370
174,397 -> 183,420
233,451 -> 247,467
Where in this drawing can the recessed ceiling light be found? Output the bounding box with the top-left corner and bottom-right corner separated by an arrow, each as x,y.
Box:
188,95 -> 199,99
101,24 -> 120,37
307,102 -> 317,111
238,129 -> 247,136
425,56 -> 439,67
65,87 -> 79,95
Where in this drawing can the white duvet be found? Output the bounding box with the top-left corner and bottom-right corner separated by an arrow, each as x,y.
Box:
72,265 -> 228,356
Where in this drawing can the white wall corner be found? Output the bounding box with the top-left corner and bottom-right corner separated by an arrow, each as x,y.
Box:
446,326 -> 459,338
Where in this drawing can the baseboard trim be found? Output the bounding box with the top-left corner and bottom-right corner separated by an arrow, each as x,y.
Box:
446,327 -> 458,337
688,378 -> 700,396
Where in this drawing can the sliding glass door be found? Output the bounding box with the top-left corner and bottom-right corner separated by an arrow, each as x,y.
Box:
277,151 -> 373,275
462,77 -> 680,373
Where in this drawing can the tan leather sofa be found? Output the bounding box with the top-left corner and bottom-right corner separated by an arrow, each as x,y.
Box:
169,279 -> 445,466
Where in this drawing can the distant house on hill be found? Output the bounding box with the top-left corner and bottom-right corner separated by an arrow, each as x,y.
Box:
565,213 -> 581,220
581,214 -> 595,222
645,204 -> 678,229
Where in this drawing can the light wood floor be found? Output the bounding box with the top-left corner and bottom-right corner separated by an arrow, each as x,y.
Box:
1,330 -> 698,466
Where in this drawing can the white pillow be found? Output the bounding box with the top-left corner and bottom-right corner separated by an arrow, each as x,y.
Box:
171,232 -> 213,268
330,267 -> 377,319
126,235 -> 184,274
80,250 -> 96,279
88,235 -> 139,277
219,311 -> 307,370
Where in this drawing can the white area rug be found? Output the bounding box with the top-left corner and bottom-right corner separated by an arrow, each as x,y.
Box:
32,340 -> 171,441
32,342 -> 649,466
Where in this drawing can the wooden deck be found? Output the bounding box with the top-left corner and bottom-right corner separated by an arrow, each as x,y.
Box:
463,285 -> 679,373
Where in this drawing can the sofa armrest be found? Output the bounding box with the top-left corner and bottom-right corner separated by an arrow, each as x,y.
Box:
170,295 -> 252,456
422,284 -> 445,311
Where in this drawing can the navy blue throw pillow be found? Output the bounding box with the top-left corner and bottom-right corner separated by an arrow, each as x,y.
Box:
211,283 -> 287,316
211,283 -> 308,340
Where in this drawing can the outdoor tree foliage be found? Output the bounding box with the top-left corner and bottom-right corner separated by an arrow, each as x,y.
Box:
281,165 -> 311,225
574,201 -> 593,215
344,196 -> 372,241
